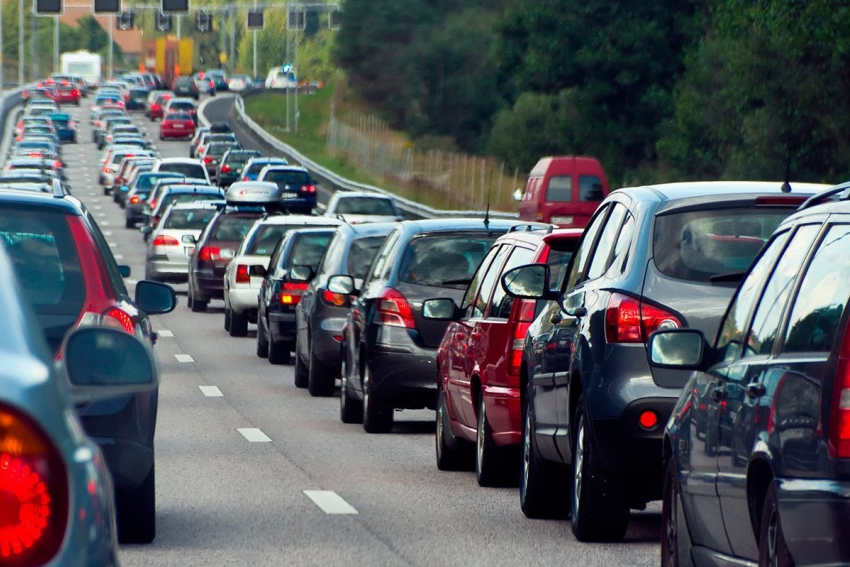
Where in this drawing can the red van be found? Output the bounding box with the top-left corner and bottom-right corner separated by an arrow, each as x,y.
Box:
516,156 -> 609,227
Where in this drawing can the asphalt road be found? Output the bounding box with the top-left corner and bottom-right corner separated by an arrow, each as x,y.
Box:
61,96 -> 662,567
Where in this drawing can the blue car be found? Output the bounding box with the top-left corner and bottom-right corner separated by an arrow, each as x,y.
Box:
241,156 -> 289,181
46,112 -> 76,143
256,164 -> 318,214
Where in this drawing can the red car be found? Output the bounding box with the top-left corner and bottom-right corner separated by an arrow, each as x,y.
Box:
160,111 -> 196,139
433,227 -> 583,485
148,93 -> 173,121
54,81 -> 81,105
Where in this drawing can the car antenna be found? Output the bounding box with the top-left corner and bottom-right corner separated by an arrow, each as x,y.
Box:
781,144 -> 792,193
483,167 -> 493,230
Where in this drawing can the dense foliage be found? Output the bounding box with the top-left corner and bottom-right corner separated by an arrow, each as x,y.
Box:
335,0 -> 850,185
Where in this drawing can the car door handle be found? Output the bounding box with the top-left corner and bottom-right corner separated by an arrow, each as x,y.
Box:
710,386 -> 725,402
745,382 -> 766,399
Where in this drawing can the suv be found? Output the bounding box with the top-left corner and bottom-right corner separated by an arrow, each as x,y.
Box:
0,186 -> 178,543
502,181 -> 829,541
430,227 -> 582,485
256,165 -> 317,214
654,184 -> 850,566
338,218 -> 523,433
172,76 -> 199,100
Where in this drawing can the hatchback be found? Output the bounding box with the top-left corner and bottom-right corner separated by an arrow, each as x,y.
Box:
324,192 -> 403,224
125,172 -> 186,227
256,165 -> 317,214
160,111 -> 196,140
144,200 -> 222,283
241,156 -> 289,181
217,149 -> 262,187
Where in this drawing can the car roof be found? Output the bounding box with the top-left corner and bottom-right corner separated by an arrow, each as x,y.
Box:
332,191 -> 393,200
0,187 -> 84,214
622,181 -> 831,202
157,157 -> 202,164
252,215 -> 345,227
170,199 -> 225,210
396,218 -> 526,235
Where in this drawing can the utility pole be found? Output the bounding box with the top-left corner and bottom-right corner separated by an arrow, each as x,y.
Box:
228,7 -> 234,74
30,4 -> 36,79
18,0 -> 24,84
0,0 -> 4,93
285,28 -> 289,131
252,0 -> 257,78
294,29 -> 298,135
176,14 -> 181,40
53,17 -> 59,73
108,15 -> 114,78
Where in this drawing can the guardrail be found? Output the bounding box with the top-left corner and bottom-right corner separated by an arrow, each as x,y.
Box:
206,93 -> 519,220
0,86 -> 33,169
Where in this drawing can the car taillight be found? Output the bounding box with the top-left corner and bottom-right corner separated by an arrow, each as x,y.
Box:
197,246 -> 220,261
604,293 -> 681,344
53,161 -> 62,169
281,282 -> 309,305
0,404 -> 68,566
101,166 -> 110,173
322,288 -> 348,307
221,165 -> 232,173
235,264 -> 250,284
377,287 -> 416,329
829,327 -> 850,458
130,196 -> 140,204
203,156 -> 214,164
300,184 -> 316,194
103,307 -> 135,334
508,299 -> 536,376
151,104 -> 159,110
152,234 -> 179,247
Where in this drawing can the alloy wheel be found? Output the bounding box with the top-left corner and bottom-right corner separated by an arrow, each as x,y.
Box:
521,407 -> 531,500
573,421 -> 585,520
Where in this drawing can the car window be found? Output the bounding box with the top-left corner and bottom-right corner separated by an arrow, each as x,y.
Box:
743,225 -> 819,358
286,233 -> 334,272
399,233 -> 498,290
211,214 -> 257,244
564,205 -> 608,290
471,245 -> 510,318
586,203 -> 626,280
159,163 -> 206,180
544,239 -> 579,292
783,224 -> 850,354
226,152 -> 260,165
607,213 -> 635,277
263,169 -> 310,186
490,246 -> 535,319
461,245 -> 501,312
715,231 -> 789,363
579,175 -> 604,202
164,208 -> 216,230
368,229 -> 401,282
335,197 -> 396,216
245,224 -> 289,255
545,176 -> 572,202
347,235 -> 388,280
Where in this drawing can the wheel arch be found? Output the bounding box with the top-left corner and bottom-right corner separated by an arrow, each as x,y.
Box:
746,456 -> 775,542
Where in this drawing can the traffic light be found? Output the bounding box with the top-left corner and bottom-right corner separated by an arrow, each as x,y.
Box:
196,11 -> 212,33
117,11 -> 135,30
34,0 -> 62,15
246,9 -> 263,30
93,0 -> 120,14
161,0 -> 188,14
155,11 -> 172,31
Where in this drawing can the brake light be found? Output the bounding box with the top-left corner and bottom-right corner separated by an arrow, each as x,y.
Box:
27,153 -> 43,158
508,299 -> 536,376
829,327 -> 850,458
639,410 -> 659,430
281,282 -> 309,305
130,196 -> 140,204
197,246 -> 220,261
235,264 -> 250,284
102,166 -> 110,173
300,184 -> 316,194
151,104 -> 159,111
0,404 -> 68,565
221,165 -> 232,173
604,293 -> 681,344
152,234 -> 179,247
241,176 -> 249,181
53,161 -> 62,169
103,308 -> 135,334
377,287 -> 416,328
197,146 -> 206,154
322,288 -> 347,307
203,156 -> 214,164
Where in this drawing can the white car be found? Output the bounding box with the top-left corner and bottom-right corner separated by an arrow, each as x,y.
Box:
228,75 -> 250,92
100,148 -> 155,191
144,201 -> 222,283
265,66 -> 297,90
324,191 -> 404,224
151,157 -> 211,185
223,215 -> 343,336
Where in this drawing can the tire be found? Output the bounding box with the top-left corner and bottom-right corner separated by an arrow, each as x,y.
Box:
190,291 -> 208,312
125,217 -> 134,229
520,395 -> 568,518
116,464 -> 155,544
339,355 -> 363,423
308,348 -> 336,397
294,350 -> 309,388
224,306 -> 231,331
662,457 -> 693,567
758,482 -> 795,567
475,394 -> 517,487
435,389 -> 473,471
570,398 -> 630,542
256,318 -> 269,358
268,339 -> 291,365
187,292 -> 193,309
362,363 -> 393,433
229,309 -> 248,337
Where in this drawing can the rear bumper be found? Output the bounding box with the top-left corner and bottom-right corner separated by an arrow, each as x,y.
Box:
148,257 -> 189,281
367,330 -> 438,410
193,273 -> 224,299
777,478 -> 850,564
228,286 -> 259,314
269,310 -> 296,343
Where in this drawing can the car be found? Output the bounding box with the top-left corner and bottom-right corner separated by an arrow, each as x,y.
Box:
256,165 -> 317,214
147,91 -> 174,121
46,111 -> 77,142
141,183 -> 225,232
194,72 -> 216,95
160,111 -> 196,140
172,75 -> 200,100
291,222 -> 395,392
194,132 -> 239,161
338,218 -> 522,432
240,157 -> 290,182
110,156 -> 156,202
125,172 -> 187,228
430,226 -> 582,484
189,127 -> 210,158
216,148 -> 262,187
228,74 -> 251,91
102,123 -> 145,148
164,97 -> 198,125
144,200 -> 223,283
199,141 -> 243,180
151,157 -> 211,184
324,192 -> 404,224
205,69 -> 229,91
500,180 -> 830,541
54,81 -> 82,105
0,186 -> 178,543
5,156 -> 65,180
652,183 -> 850,567
101,148 -> 156,192
223,216 -> 343,337
127,86 -> 151,110
208,121 -> 232,134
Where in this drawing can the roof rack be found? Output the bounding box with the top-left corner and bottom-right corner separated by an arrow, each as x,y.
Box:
507,223 -> 550,233
52,178 -> 65,197
797,181 -> 850,212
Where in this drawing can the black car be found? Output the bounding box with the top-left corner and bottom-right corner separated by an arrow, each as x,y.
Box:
125,172 -> 186,228
292,222 -> 395,395
338,218 -> 519,433
127,87 -> 151,110
217,149 -> 262,187
653,183 -> 850,566
256,227 -> 339,364
501,181 -> 828,542
172,76 -> 199,100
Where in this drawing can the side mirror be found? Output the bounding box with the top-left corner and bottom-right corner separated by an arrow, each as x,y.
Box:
327,274 -> 355,295
501,264 -> 551,300
64,327 -> 157,399
181,234 -> 197,244
135,280 -> 177,315
422,298 -> 457,320
290,265 -> 315,283
249,264 -> 267,277
118,265 -> 131,277
139,225 -> 152,235
648,329 -> 706,369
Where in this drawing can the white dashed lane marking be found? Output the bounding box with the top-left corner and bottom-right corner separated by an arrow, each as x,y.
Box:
158,330 -> 174,337
199,386 -> 223,397
174,354 -> 194,363
238,428 -> 271,442
303,491 -> 358,515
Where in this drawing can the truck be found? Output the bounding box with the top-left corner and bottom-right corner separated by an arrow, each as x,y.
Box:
60,51 -> 103,88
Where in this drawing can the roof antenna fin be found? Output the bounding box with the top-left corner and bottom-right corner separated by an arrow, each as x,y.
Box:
781,138 -> 792,193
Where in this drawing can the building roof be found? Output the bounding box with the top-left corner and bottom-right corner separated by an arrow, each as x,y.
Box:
59,8 -> 142,55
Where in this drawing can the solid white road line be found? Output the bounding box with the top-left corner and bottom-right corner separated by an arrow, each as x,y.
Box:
303,491 -> 359,515
158,330 -> 174,337
175,354 -> 195,363
199,386 -> 224,397
238,428 -> 272,442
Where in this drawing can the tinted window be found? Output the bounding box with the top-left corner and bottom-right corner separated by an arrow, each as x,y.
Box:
579,176 -> 604,202
159,193 -> 220,214
399,233 -> 497,289
369,229 -> 401,281
546,238 -> 580,292
262,169 -> 310,186
608,213 -> 635,276
586,204 -> 626,280
245,225 -> 289,255
159,163 -> 207,180
565,205 -> 608,290
744,225 -> 819,358
211,215 -> 257,243
167,113 -> 192,121
461,245 -> 501,312
208,143 -> 234,155
654,208 -> 792,283
784,224 -> 850,353
491,246 -> 535,319
164,208 -> 216,230
472,245 -> 510,318
286,233 -> 334,271
545,176 -> 572,202
347,235 -> 387,280
336,197 -> 396,216
137,174 -> 180,191
226,152 -> 260,165
170,101 -> 194,111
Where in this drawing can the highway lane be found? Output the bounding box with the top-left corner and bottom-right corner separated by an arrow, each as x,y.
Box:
59,97 -> 662,567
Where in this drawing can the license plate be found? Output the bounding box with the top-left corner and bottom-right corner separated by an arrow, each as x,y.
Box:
174,124 -> 184,129
281,193 -> 300,200
551,216 -> 574,225
184,246 -> 195,257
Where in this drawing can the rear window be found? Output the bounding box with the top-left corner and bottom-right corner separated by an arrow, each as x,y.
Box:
262,169 -> 310,187
226,152 -> 260,165
399,234 -> 499,288
579,175 -> 604,202
211,214 -> 258,243
286,233 -> 334,271
112,153 -> 135,164
654,208 -> 792,283
336,197 -> 396,216
137,174 -> 179,190
347,236 -> 387,280
208,143 -> 234,155
245,224 -> 290,255
159,162 -> 207,180
170,101 -> 194,111
164,208 -> 216,230
167,113 -> 192,121
546,176 -> 572,202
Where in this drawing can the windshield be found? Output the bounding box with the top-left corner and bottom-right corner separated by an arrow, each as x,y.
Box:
335,197 -> 397,216
262,169 -> 310,187
211,214 -> 258,243
164,208 -> 216,230
159,163 -> 207,180
399,234 -> 498,288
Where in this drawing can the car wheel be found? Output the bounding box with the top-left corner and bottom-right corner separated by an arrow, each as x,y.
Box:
294,349 -> 309,388
661,457 -> 692,567
435,388 -> 473,471
520,395 -> 568,518
229,309 -> 248,337
116,463 -> 155,544
308,348 -> 335,397
474,394 -> 517,487
340,355 -> 363,423
256,318 -> 269,358
125,217 -> 134,228
758,482 -> 794,567
268,339 -> 291,365
571,398 -> 629,542
190,293 -> 208,312
362,363 -> 393,434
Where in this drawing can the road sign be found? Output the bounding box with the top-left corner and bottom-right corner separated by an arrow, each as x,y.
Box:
161,0 -> 188,14
219,52 -> 227,64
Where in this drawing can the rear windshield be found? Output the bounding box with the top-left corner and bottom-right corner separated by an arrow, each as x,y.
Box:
336,197 -> 396,216
137,174 -> 180,190
168,113 -> 192,121
399,234 -> 499,288
347,235 -> 386,280
245,162 -> 275,176
208,143 -> 234,155
112,153 -> 135,164
51,118 -> 69,126
165,208 -> 216,230
579,175 -> 605,202
162,193 -> 220,211
159,162 -> 207,180
170,101 -> 195,111
245,225 -> 290,255
286,233 -> 334,271
211,214 -> 258,243
226,152 -> 260,165
654,208 -> 793,283
546,176 -> 572,202
262,169 -> 310,187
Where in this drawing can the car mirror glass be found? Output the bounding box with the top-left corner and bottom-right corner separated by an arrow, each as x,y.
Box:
135,280 -> 177,315
501,264 -> 549,300
64,327 -> 155,388
649,330 -> 704,368
422,298 -> 456,320
290,265 -> 314,283
249,264 -> 267,277
181,234 -> 196,244
118,265 -> 131,277
327,274 -> 355,295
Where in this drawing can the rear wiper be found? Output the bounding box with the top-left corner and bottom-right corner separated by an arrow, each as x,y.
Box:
441,278 -> 472,285
710,271 -> 747,283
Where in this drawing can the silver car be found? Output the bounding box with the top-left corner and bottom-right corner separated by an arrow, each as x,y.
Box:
144,200 -> 223,282
324,191 -> 404,224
